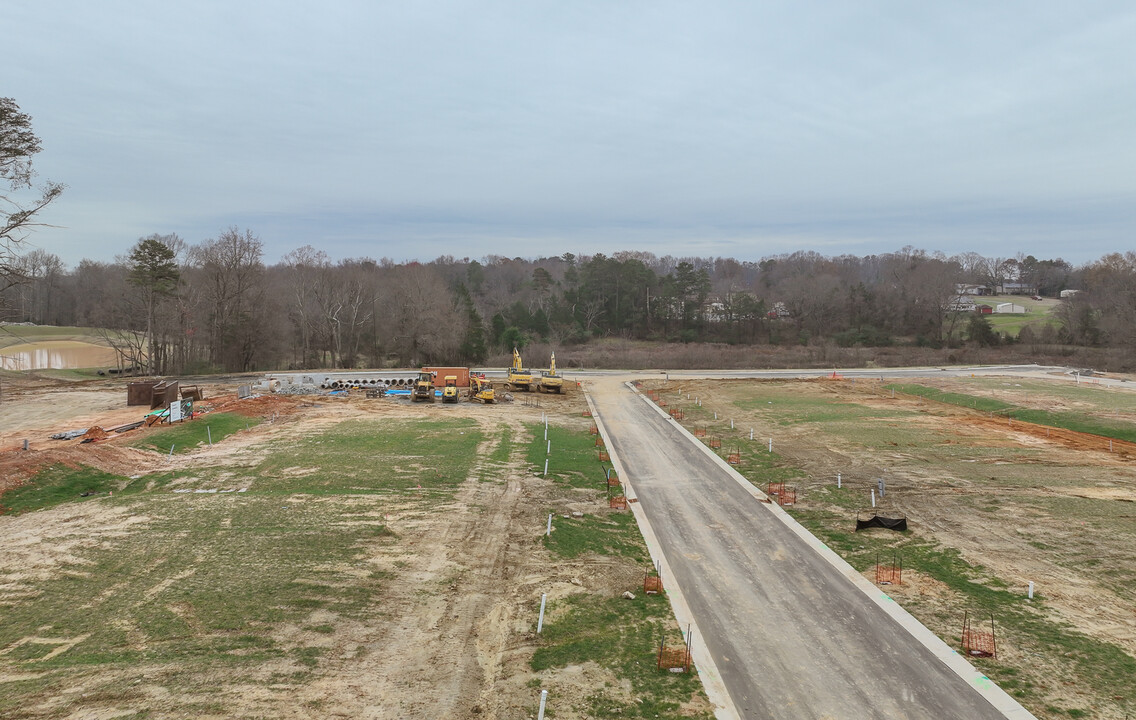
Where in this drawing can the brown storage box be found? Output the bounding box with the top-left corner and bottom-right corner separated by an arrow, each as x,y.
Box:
422,367 -> 470,388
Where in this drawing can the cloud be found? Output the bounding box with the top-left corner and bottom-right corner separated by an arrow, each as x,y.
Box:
8,1 -> 1136,266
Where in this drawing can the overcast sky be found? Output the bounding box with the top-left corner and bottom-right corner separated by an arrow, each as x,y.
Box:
6,1 -> 1136,267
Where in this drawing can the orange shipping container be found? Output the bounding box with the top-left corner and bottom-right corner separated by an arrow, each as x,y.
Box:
422,367 -> 470,388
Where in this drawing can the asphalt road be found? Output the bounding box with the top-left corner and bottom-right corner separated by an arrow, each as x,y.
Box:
590,378 -> 1018,720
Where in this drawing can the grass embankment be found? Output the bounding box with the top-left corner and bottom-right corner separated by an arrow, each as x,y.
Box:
129,412 -> 259,454
526,422 -> 711,719
0,325 -> 109,348
887,383 -> 1136,443
0,465 -> 125,515
0,418 -> 482,718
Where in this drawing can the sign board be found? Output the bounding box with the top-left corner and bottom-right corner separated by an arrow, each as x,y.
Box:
168,399 -> 183,423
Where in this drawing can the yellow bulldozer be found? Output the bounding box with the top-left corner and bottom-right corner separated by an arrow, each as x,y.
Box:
505,347 -> 535,392
412,370 -> 436,402
468,374 -> 495,404
537,352 -> 564,393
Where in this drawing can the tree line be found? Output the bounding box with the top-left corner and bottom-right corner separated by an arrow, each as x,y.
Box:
2,231 -> 1134,375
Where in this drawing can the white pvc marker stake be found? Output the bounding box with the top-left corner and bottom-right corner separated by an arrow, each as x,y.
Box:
871,489 -> 876,507
837,473 -> 842,489
537,594 -> 547,633
750,428 -> 754,441
547,440 -> 551,454
730,419 -> 734,429
714,412 -> 717,420
1028,581 -> 1035,600
537,689 -> 549,720
768,438 -> 772,453
169,444 -> 176,459
543,458 -> 549,477
546,513 -> 552,536
207,426 -> 213,446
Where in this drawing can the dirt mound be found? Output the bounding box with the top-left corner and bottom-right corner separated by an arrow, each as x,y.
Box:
80,426 -> 108,441
209,392 -> 305,418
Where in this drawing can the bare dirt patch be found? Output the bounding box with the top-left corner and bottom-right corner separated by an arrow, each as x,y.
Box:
1,378 -> 703,719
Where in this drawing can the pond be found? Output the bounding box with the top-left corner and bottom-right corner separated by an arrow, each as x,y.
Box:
0,341 -> 119,371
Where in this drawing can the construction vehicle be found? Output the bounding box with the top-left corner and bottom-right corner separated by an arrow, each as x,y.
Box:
505,347 -> 535,391
468,373 -> 495,404
412,370 -> 436,402
537,352 -> 564,394
442,375 -> 459,403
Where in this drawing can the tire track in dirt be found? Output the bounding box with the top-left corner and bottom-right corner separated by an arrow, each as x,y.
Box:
290,414 -> 536,719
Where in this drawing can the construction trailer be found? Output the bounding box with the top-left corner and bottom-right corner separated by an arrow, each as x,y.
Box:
422,366 -> 470,388
412,370 -> 436,402
505,347 -> 535,391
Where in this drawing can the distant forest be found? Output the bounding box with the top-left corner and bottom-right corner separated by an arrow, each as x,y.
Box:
2,229 -> 1134,374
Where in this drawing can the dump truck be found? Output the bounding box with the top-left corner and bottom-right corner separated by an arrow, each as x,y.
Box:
468,374 -> 495,404
442,375 -> 459,403
505,347 -> 534,391
412,370 -> 436,402
537,351 -> 564,394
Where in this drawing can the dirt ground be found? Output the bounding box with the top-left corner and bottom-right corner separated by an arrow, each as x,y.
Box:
654,376 -> 1136,718
0,375 -> 699,720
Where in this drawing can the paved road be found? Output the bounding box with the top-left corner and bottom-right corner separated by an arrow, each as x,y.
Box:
590,378 -> 1021,720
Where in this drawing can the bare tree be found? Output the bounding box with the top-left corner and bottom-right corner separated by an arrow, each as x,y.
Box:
193,228 -> 268,371
381,264 -> 460,366
1,98 -> 63,316
281,245 -> 330,367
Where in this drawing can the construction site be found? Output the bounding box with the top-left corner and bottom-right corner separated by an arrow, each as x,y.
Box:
0,362 -> 1133,719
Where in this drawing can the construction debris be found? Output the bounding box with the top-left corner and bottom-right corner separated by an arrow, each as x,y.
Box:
50,429 -> 88,441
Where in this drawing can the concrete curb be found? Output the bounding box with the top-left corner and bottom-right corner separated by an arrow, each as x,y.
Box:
627,381 -> 1038,720
583,390 -> 741,720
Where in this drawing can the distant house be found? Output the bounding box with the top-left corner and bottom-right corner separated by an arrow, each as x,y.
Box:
948,297 -> 977,312
766,301 -> 790,319
955,284 -> 991,296
995,302 -> 1027,314
704,295 -> 728,323
999,281 -> 1037,296
976,304 -> 993,314
1060,289 -> 1080,299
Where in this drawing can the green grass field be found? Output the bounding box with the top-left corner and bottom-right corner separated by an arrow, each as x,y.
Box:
0,417 -> 484,718
1,411 -> 712,718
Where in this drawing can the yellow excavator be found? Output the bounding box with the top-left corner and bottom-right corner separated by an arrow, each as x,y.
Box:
538,352 -> 564,393
505,347 -> 534,392
412,370 -> 436,402
442,375 -> 459,403
468,374 -> 495,404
